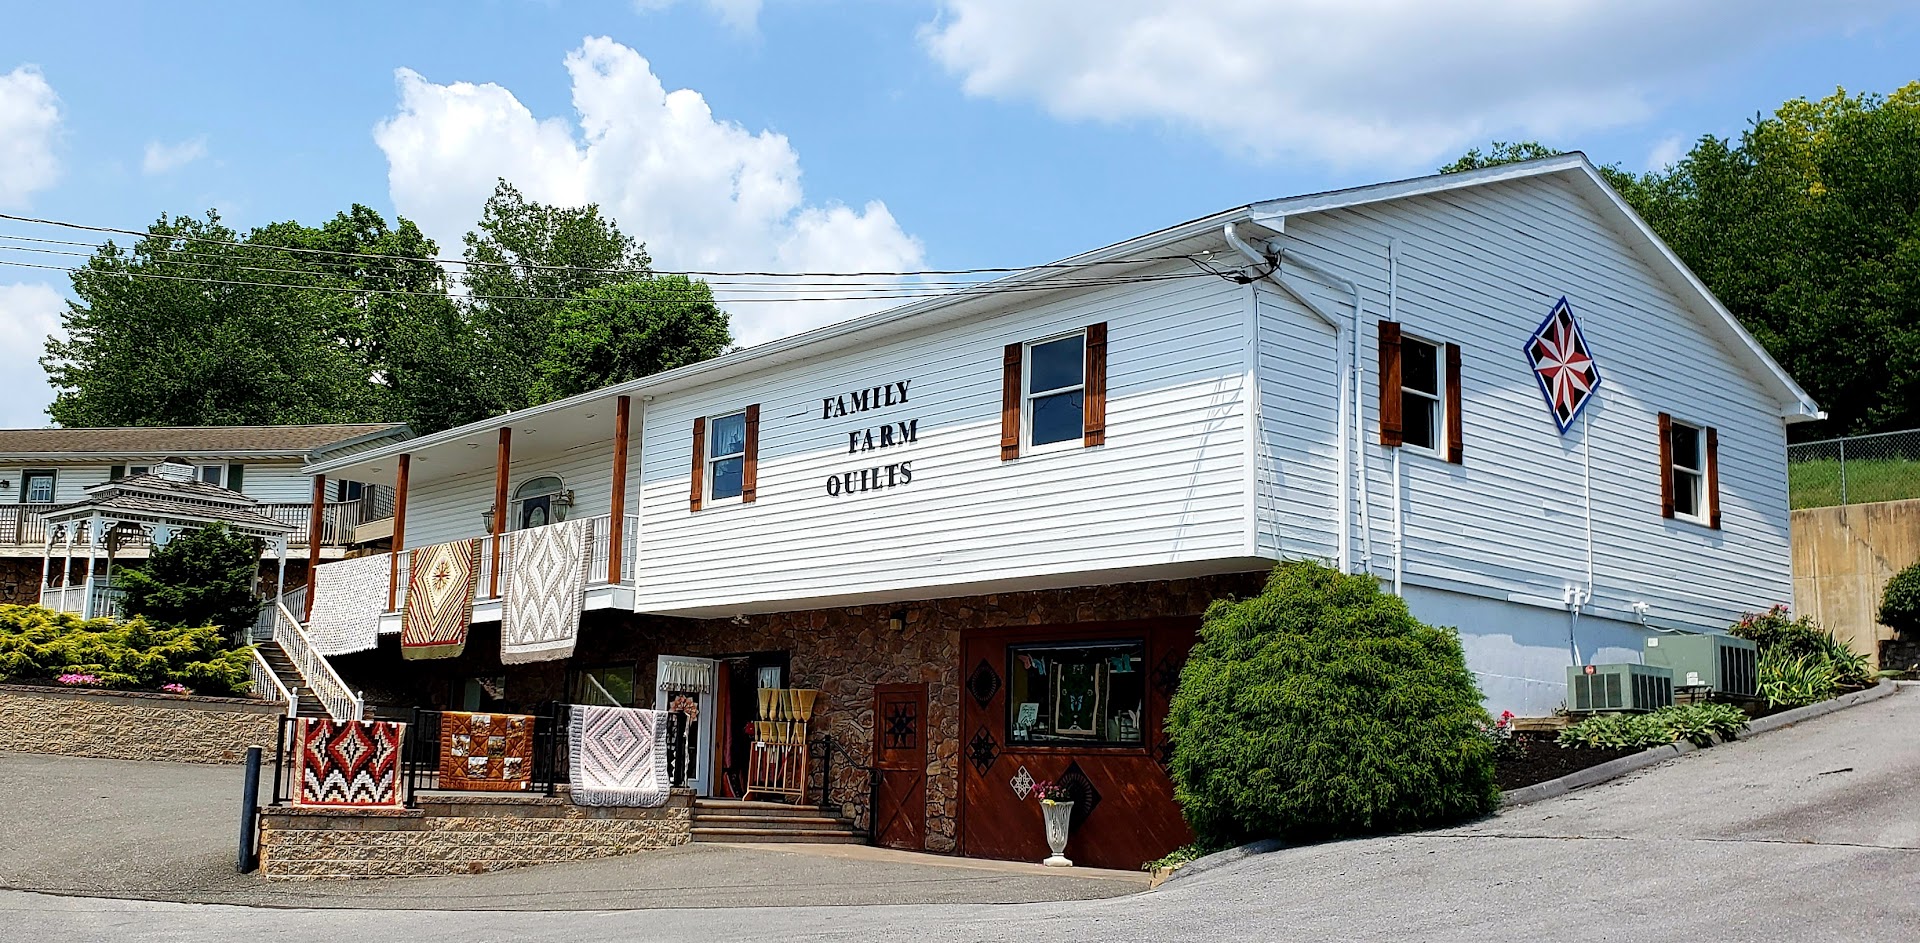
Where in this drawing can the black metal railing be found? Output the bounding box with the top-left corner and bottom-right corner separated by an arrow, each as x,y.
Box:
267,706 -> 689,809
813,732 -> 876,827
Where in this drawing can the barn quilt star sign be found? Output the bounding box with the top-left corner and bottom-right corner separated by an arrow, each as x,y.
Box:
1524,297 -> 1603,434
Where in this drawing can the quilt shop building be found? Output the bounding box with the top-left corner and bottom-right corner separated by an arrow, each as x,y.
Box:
294,155 -> 1818,870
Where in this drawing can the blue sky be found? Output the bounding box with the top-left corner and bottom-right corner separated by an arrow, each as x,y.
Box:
2,1 -> 1917,426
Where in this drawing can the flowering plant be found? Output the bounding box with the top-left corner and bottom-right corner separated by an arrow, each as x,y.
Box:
670,694 -> 699,723
1032,779 -> 1072,802
161,683 -> 192,695
56,673 -> 100,687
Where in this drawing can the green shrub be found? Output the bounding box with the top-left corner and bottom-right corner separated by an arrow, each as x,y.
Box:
1732,605 -> 1870,703
0,604 -> 253,696
116,523 -> 263,638
1881,562 -> 1920,638
1166,562 -> 1500,848
1557,703 -> 1749,750
1757,647 -> 1838,709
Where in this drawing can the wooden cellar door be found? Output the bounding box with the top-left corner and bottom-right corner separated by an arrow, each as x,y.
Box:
871,683 -> 928,850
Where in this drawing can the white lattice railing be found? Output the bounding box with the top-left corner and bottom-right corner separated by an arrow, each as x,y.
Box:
386,513 -> 636,611
248,647 -> 297,717
272,600 -> 362,721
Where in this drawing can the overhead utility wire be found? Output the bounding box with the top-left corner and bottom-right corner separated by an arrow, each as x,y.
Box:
0,258 -> 1217,306
0,211 -> 1213,280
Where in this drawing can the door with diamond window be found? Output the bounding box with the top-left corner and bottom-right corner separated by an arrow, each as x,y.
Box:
871,683 -> 927,850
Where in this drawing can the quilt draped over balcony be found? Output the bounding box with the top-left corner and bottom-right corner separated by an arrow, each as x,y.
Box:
292,717 -> 405,808
567,704 -> 671,808
401,538 -> 481,660
501,517 -> 593,665
306,553 -> 390,656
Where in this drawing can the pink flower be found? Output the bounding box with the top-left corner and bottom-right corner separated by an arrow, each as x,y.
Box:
161,683 -> 191,695
56,673 -> 100,687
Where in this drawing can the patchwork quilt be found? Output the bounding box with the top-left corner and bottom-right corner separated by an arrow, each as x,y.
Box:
437,711 -> 535,792
400,538 -> 481,660
306,553 -> 390,656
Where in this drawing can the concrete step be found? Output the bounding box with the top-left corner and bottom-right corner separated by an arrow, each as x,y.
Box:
691,827 -> 865,844
693,813 -> 852,829
693,799 -> 836,817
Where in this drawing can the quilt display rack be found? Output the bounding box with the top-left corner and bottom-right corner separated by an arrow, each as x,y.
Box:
743,687 -> 823,803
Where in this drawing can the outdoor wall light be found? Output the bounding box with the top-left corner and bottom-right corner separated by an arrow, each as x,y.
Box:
480,505 -> 496,533
888,609 -> 908,632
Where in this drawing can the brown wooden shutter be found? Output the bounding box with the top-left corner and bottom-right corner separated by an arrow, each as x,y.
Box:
741,404 -> 760,504
1657,412 -> 1675,519
1706,426 -> 1721,529
1378,321 -> 1403,447
1444,342 -> 1464,464
689,417 -> 706,512
1083,322 -> 1108,447
1000,342 -> 1022,461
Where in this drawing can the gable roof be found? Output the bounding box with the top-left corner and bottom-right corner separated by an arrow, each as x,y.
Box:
0,423 -> 410,461
307,155 -> 1818,478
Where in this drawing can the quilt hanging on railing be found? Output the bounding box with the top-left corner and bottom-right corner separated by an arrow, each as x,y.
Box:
501,518 -> 593,665
438,711 -> 536,791
567,704 -> 672,808
401,538 -> 481,660
306,553 -> 390,656
293,716 -> 405,808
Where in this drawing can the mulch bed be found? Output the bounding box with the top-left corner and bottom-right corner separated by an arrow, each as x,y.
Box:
1495,732 -> 1641,791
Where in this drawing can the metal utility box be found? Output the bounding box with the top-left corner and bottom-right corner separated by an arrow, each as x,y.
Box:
1643,634 -> 1759,698
1567,663 -> 1674,713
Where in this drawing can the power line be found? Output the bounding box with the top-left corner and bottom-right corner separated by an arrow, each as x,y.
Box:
0,210 -> 1220,280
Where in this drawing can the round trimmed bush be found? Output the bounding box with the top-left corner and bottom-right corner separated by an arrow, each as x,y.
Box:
1881,562 -> 1920,638
1166,561 -> 1500,848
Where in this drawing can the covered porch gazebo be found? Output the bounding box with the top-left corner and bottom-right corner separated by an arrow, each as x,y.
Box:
38,461 -> 296,620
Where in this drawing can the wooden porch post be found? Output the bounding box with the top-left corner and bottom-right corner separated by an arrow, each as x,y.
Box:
608,395 -> 631,584
388,454 -> 411,612
491,428 -> 511,599
304,474 -> 327,616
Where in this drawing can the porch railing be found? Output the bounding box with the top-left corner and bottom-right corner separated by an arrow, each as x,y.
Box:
251,585 -> 308,642
248,648 -> 298,717
271,600 -> 363,721
386,513 -> 638,612
38,577 -> 125,620
0,504 -> 54,547
260,501 -> 365,549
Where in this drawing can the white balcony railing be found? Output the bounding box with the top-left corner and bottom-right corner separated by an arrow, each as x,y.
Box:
384,513 -> 637,612
272,600 -> 363,721
3,501 -> 363,551
38,577 -> 125,620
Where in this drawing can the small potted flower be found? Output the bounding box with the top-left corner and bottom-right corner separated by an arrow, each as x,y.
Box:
1033,779 -> 1074,867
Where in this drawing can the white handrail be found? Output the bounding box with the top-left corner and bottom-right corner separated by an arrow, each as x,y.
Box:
272,600 -> 363,721
248,647 -> 298,718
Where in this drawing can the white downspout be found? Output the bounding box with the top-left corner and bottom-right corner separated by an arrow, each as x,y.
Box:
1388,238 -> 1404,596
1225,222 -> 1352,573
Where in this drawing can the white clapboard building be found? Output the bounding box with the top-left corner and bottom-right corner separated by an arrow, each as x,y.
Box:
290,154 -> 1816,867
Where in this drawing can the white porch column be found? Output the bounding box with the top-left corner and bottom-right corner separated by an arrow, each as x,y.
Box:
82,513 -> 101,618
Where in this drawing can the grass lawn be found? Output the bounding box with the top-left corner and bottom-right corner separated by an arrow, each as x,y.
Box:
1789,458 -> 1920,509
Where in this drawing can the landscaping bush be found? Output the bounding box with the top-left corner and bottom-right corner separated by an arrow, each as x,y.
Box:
1881,562 -> 1920,638
116,523 -> 263,638
1731,605 -> 1871,706
1557,703 -> 1749,750
0,604 -> 253,696
1165,561 -> 1500,849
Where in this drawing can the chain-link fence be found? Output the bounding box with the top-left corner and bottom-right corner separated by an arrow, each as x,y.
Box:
1787,428 -> 1920,509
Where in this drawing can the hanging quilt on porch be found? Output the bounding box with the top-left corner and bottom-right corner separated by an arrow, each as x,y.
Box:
567,703 -> 672,808
292,716 -> 405,808
437,711 -> 535,792
400,538 -> 481,660
500,518 -> 593,665
306,553 -> 390,656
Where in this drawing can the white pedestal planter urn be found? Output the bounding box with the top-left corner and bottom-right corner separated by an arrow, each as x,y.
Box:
1041,799 -> 1074,867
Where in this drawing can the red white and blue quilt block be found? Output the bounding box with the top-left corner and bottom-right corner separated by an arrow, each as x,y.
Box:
1525,297 -> 1602,433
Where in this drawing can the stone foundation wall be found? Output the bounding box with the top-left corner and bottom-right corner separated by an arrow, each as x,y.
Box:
332,572 -> 1267,855
0,684 -> 283,763
259,790 -> 693,879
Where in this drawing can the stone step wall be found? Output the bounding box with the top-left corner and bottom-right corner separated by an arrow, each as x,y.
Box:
0,684 -> 284,764
259,789 -> 694,879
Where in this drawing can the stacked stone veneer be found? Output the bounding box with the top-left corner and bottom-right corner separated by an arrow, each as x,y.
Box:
0,684 -> 283,763
331,572 -> 1268,855
259,790 -> 693,879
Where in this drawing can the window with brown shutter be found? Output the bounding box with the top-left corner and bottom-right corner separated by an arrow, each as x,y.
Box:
1378,321 -> 1403,447
1444,342 -> 1464,465
741,404 -> 761,504
1000,343 -> 1022,461
689,417 -> 706,512
1658,412 -> 1675,518
1083,322 -> 1108,447
1705,426 -> 1721,529
1663,412 -> 1722,528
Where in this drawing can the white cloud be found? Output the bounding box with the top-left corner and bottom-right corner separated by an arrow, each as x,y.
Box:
141,136 -> 208,175
921,0 -> 1904,168
0,283 -> 64,427
0,65 -> 62,208
632,0 -> 764,33
374,37 -> 924,346
1645,135 -> 1687,173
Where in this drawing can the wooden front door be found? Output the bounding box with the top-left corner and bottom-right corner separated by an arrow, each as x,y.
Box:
871,683 -> 928,850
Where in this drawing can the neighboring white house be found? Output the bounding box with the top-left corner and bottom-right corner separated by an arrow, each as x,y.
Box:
295,155 -> 1817,865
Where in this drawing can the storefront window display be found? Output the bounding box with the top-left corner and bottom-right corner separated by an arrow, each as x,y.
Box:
1005,640 -> 1146,746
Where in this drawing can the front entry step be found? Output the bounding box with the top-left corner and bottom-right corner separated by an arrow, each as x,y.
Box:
691,799 -> 866,844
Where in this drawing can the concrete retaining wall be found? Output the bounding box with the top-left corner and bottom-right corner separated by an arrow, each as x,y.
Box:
259,789 -> 694,879
1792,497 -> 1920,668
0,683 -> 283,764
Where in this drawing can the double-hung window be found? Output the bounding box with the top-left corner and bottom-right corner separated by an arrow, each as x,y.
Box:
1659,412 -> 1719,528
22,470 -> 55,504
1399,336 -> 1444,454
197,464 -> 225,487
707,411 -> 748,502
1025,332 -> 1086,449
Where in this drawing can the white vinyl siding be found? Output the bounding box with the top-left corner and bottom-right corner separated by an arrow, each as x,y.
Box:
396,433 -> 641,552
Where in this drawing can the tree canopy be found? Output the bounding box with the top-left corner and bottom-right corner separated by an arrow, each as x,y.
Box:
1442,82 -> 1920,437
531,277 -> 733,403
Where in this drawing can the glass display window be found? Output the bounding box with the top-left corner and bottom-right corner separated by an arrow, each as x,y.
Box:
1006,639 -> 1146,746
